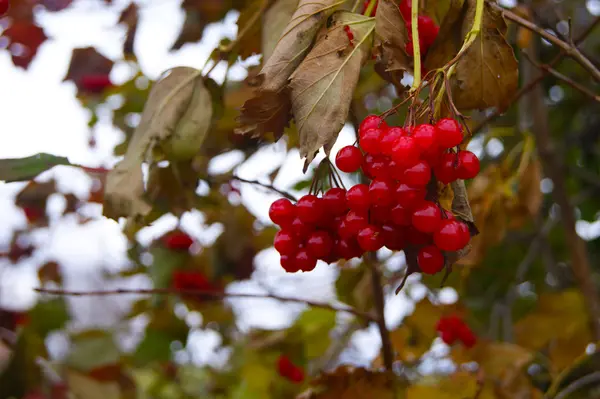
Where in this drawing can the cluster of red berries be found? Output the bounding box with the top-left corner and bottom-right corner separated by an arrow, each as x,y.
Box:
277,355 -> 305,383
269,114 -> 480,275
172,270 -> 223,302
398,0 -> 440,58
79,74 -> 113,94
436,315 -> 477,348
161,230 -> 195,251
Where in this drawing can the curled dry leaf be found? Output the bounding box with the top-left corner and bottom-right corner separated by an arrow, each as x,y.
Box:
297,366 -> 396,399
452,0 -> 518,111
374,0 -> 411,82
289,11 -> 375,167
237,0 -> 343,139
262,0 -> 299,63
445,179 -> 478,266
103,67 -> 212,220
424,0 -> 466,71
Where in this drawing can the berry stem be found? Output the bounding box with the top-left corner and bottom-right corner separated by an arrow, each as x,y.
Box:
233,176 -> 297,201
364,0 -> 377,17
410,0 -> 422,92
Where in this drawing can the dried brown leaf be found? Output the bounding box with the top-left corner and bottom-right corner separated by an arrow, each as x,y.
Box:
374,0 -> 411,77
64,47 -> 114,87
424,0 -> 466,71
118,3 -> 139,56
298,366 -> 397,399
262,0 -> 299,62
452,0 -> 518,111
104,67 -> 212,220
236,0 -> 264,59
289,11 -> 375,167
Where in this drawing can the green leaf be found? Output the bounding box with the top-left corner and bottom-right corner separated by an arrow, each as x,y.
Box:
66,330 -> 122,371
0,330 -> 46,398
0,153 -> 72,182
133,329 -> 173,365
293,308 -> 336,358
28,298 -> 70,336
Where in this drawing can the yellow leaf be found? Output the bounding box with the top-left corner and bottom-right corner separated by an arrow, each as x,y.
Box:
437,182 -> 454,213
67,369 -> 121,399
407,372 -> 496,399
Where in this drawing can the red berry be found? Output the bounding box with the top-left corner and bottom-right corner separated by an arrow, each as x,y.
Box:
345,209 -> 369,236
335,146 -> 363,173
381,224 -> 406,250
346,184 -> 370,211
434,220 -> 467,251
287,366 -> 305,383
297,195 -> 324,224
457,324 -> 477,348
370,205 -> 392,225
322,188 -> 348,215
162,231 -> 194,251
277,355 -> 294,377
269,198 -> 296,226
306,231 -> 333,259
290,217 -> 314,239
403,161 -> 431,187
79,74 -> 113,93
412,201 -> 442,233
335,237 -> 362,260
390,204 -> 411,226
391,136 -> 421,167
406,225 -> 432,245
362,154 -> 391,179
0,0 -> 10,16
435,118 -> 463,148
417,245 -> 445,274
395,184 -> 426,209
295,249 -> 317,272
336,218 -> 354,239
457,221 -> 471,247
359,115 -> 384,135
357,225 -> 384,252
274,230 -> 299,255
369,179 -> 395,206
456,150 -> 480,180
388,159 -> 406,180
280,254 -> 300,272
421,146 -> 445,168
412,124 -> 437,151
380,127 -> 405,156
399,0 -> 411,22
417,16 -> 439,47
440,329 -> 457,345
360,128 -> 383,154
435,152 -> 459,184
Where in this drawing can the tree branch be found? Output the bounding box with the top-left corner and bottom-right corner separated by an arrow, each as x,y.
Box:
489,2 -> 600,82
525,37 -> 600,340
34,287 -> 376,322
232,176 -> 297,201
555,372 -> 600,399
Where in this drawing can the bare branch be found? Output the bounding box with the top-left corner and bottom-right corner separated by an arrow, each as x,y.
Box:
233,176 -> 298,201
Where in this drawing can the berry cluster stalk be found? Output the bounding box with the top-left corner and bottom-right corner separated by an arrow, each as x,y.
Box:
410,0 -> 422,91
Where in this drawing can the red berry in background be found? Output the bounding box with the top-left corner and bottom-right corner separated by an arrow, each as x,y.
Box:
435,152 -> 459,184
363,154 -> 391,179
306,231 -> 333,259
369,179 -> 395,206
79,74 -> 113,94
360,128 -> 383,154
346,184 -> 370,211
172,271 -> 221,301
274,230 -> 299,255
417,245 -> 445,274
295,249 -> 317,272
281,254 -> 300,272
439,329 -> 457,345
391,204 -> 411,226
380,127 -> 405,156
412,201 -> 442,233
435,118 -> 463,148
296,195 -> 324,224
322,188 -> 347,215
335,237 -> 361,260
287,366 -> 305,383
434,219 -> 467,251
290,217 -> 313,239
391,136 -> 421,167
403,161 -> 431,187
359,115 -> 384,135
162,231 -> 194,251
457,324 -> 477,348
456,150 -> 480,180
22,206 -> 44,224
269,198 -> 296,226
417,15 -> 439,47
345,209 -> 369,236
335,146 -> 363,173
357,225 -> 384,252
395,184 -> 426,209
381,224 -> 406,250
0,0 -> 10,16
412,124 -> 437,151
277,355 -> 294,377
399,0 -> 411,22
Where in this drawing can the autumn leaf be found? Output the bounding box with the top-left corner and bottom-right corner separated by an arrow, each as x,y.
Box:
289,11 -> 375,167
118,3 -> 139,56
237,0 -> 343,140
171,0 -> 232,50
374,0 -> 411,80
262,0 -> 299,63
63,47 -> 115,92
236,0 -> 264,59
298,366 -> 398,399
452,0 -> 518,111
424,0 -> 466,71
103,67 -> 212,219
2,22 -> 47,69
406,371 -> 493,399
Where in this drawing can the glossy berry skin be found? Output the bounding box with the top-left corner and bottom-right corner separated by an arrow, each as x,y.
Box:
322,188 -> 347,215
290,217 -> 313,239
456,150 -> 480,179
434,220 -> 469,251
403,161 -> 431,187
280,255 -> 300,273
363,154 -> 390,179
0,0 -> 9,16
435,118 -> 463,148
380,127 -> 405,156
335,146 -> 363,173
395,184 -> 426,209
79,74 -> 113,93
412,201 -> 442,233
398,0 -> 411,22
457,221 -> 471,248
417,16 -> 439,47
381,224 -> 406,250
306,231 -> 333,259
359,115 -> 384,135
360,128 -> 383,154
335,238 -> 362,260
345,210 -> 369,236
412,124 -> 437,151
391,136 -> 421,167
457,324 -> 477,348
369,179 -> 395,206
269,198 -> 296,226
435,152 -> 459,184
277,355 -> 305,383
274,230 -> 298,255
370,205 -> 392,225
346,184 -> 370,211
296,195 -> 324,224
357,225 -> 384,252
417,245 -> 445,274
295,249 -> 317,272
390,204 -> 411,226
162,231 -> 194,251
287,367 -> 305,383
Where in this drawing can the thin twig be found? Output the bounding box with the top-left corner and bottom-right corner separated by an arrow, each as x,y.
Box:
34,287 -> 376,322
233,176 -> 297,201
521,50 -> 600,102
554,372 -> 600,399
489,2 -> 600,82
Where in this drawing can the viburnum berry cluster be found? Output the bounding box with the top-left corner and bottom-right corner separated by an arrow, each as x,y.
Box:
436,314 -> 477,348
398,0 -> 440,58
277,355 -> 305,383
269,114 -> 480,275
